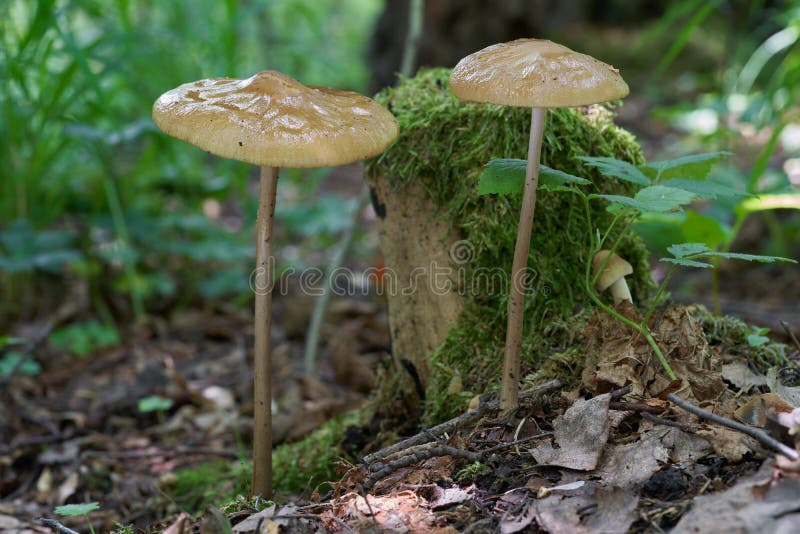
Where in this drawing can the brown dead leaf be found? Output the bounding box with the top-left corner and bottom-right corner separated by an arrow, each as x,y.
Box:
595,429 -> 670,488
695,425 -> 757,461
326,491 -> 456,533
735,393 -> 795,427
530,394 -> 611,470
163,512 -> 191,534
581,305 -> 725,403
722,362 -> 768,391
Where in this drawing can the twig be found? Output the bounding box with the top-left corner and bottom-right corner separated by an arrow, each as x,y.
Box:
609,385 -> 632,400
666,393 -> 799,460
641,412 -> 696,433
609,401 -> 666,414
37,518 -> 80,534
364,444 -> 480,491
361,379 -> 563,465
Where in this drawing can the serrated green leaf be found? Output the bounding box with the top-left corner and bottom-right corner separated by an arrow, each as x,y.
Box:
593,186 -> 696,212
680,211 -> 731,250
477,159 -> 525,195
640,151 -> 732,181
704,251 -> 797,264
55,502 -> 100,516
660,257 -> 714,268
661,178 -> 748,199
667,242 -> 711,258
476,159 -> 589,196
578,156 -> 650,186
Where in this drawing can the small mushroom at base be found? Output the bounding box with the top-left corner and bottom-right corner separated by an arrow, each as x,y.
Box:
592,250 -> 633,304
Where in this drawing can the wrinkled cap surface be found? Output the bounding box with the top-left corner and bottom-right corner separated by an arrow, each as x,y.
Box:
449,39 -> 629,108
592,250 -> 633,291
152,71 -> 399,168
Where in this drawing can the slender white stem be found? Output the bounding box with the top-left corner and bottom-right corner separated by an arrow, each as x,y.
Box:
501,107 -> 546,412
609,278 -> 632,304
253,165 -> 278,498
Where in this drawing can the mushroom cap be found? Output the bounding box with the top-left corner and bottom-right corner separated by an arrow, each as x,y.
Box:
449,39 -> 629,108
592,250 -> 633,291
152,71 -> 399,168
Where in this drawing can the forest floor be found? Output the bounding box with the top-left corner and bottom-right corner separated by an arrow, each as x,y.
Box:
3,261 -> 800,533
3,125 -> 800,533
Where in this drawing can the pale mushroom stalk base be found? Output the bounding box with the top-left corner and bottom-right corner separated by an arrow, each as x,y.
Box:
609,278 -> 632,305
253,165 -> 279,498
501,107 -> 546,412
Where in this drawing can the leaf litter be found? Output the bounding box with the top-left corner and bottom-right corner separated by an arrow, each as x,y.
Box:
6,299 -> 800,533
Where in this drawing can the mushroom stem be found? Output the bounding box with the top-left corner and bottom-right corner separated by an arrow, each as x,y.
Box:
609,278 -> 632,305
501,106 -> 546,412
253,165 -> 279,498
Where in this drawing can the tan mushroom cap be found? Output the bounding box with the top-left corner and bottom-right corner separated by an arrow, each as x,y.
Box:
449,39 -> 629,108
592,250 -> 633,291
152,71 -> 399,168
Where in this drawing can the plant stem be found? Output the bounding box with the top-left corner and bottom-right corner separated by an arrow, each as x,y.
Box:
102,176 -> 144,318
501,107 -> 546,412
641,266 -> 677,327
253,165 -> 278,499
400,0 -> 424,78
304,188 -> 368,373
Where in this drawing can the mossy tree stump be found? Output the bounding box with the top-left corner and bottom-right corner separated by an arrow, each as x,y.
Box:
365,68 -> 653,424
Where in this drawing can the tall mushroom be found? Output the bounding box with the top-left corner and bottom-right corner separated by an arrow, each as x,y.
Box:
449,39 -> 629,412
152,71 -> 398,498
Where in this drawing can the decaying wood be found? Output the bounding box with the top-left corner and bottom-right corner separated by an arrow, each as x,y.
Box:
367,179 -> 464,384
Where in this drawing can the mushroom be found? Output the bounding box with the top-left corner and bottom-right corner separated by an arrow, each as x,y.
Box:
592,250 -> 633,304
152,71 -> 399,498
449,39 -> 629,412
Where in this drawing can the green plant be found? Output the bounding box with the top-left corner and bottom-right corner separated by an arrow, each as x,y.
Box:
54,502 -> 100,534
49,321 -> 119,357
137,395 -> 173,413
478,151 -> 796,381
454,461 -> 489,484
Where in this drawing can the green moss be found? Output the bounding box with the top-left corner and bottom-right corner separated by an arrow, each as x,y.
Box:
168,460 -> 250,513
366,68 -> 653,423
272,410 -> 361,494
692,305 -> 788,372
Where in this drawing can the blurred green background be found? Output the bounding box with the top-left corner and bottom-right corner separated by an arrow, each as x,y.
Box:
1,0 -> 798,327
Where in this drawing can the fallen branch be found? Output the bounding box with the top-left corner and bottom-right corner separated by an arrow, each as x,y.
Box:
609,401 -> 666,414
361,379 -> 563,466
37,518 -> 80,534
666,393 -> 799,460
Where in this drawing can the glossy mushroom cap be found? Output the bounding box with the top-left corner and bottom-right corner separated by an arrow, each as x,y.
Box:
449,39 -> 629,108
592,250 -> 633,292
153,71 -> 399,168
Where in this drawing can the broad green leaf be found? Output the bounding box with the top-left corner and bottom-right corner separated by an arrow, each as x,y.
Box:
476,159 -> 589,196
680,211 -> 731,250
55,502 -> 100,516
660,257 -> 714,268
138,395 -> 174,413
737,193 -> 800,214
477,159 -> 525,195
661,178 -> 748,199
0,352 -> 41,377
706,251 -> 797,264
747,333 -> 770,347
640,151 -> 732,181
578,156 -> 650,186
667,243 -> 711,258
593,186 -> 696,212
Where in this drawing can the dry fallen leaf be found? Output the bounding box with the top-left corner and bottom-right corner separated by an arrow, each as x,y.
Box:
530,393 -> 611,470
